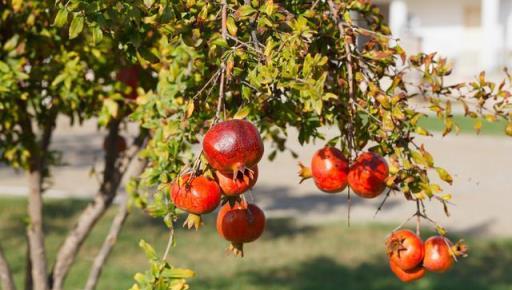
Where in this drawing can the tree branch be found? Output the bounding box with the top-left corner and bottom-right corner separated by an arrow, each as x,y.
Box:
83,156 -> 147,290
18,100 -> 55,290
215,0 -> 228,121
50,122 -> 146,290
0,244 -> 16,290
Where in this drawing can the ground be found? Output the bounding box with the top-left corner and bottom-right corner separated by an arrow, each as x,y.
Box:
1,197 -> 511,290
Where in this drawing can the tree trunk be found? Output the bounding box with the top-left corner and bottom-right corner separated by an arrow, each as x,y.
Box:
50,125 -> 147,290
0,244 -> 16,290
83,157 -> 147,290
26,168 -> 48,290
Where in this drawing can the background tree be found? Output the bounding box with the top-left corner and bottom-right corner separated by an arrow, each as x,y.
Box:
1,0 -> 512,289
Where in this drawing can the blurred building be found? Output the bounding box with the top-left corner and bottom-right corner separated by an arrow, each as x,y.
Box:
374,0 -> 512,74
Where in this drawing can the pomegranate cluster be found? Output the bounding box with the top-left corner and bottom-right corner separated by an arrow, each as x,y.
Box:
169,119 -> 266,256
299,147 -> 389,199
386,229 -> 468,282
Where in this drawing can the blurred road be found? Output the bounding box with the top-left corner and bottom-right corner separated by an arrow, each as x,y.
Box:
1,117 -> 511,237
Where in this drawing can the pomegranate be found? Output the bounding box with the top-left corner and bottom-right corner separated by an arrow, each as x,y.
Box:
299,147 -> 349,193
116,65 -> 139,100
389,260 -> 426,283
386,229 -> 424,271
169,174 -> 222,229
103,135 -> 127,153
215,165 -> 258,196
347,151 -> 389,198
203,120 -> 264,175
216,200 -> 265,256
423,236 -> 455,273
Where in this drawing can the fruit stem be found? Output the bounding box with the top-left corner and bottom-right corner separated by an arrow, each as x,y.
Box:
297,162 -> 312,183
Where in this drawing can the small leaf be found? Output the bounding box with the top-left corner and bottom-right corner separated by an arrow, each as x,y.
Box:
91,26 -> 103,44
162,268 -> 195,279
506,122 -> 512,136
436,225 -> 447,236
436,167 -> 453,185
138,240 -> 157,260
226,16 -> 238,36
233,106 -> 250,119
415,127 -> 430,136
69,14 -> 85,39
235,5 -> 257,18
54,8 -> 69,28
186,101 -> 195,118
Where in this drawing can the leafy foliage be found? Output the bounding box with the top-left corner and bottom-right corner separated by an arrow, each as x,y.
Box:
3,0 -> 512,289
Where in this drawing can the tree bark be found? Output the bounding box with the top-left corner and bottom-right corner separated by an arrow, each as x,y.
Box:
83,156 -> 147,290
0,244 -> 16,290
26,167 -> 48,290
50,125 -> 147,290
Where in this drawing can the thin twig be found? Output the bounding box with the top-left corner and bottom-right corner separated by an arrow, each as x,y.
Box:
192,69 -> 221,100
215,0 -> 228,121
162,226 -> 175,261
415,199 -> 421,236
374,188 -> 392,218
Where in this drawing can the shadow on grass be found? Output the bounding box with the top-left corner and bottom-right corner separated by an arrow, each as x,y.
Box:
193,240 -> 512,290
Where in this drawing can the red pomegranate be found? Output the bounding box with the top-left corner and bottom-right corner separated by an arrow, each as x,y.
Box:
300,147 -> 349,193
170,174 -> 222,229
216,201 -> 265,256
215,165 -> 258,196
347,151 -> 389,198
103,135 -> 127,153
116,65 -> 139,100
203,120 -> 264,175
389,260 -> 426,283
423,236 -> 455,273
386,229 -> 425,271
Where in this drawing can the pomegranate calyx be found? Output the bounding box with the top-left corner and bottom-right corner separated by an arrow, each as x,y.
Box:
183,213 -> 203,230
298,162 -> 312,183
451,239 -> 469,258
228,242 -> 245,257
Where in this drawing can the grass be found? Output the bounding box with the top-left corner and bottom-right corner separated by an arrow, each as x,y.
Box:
418,115 -> 507,136
1,197 -> 511,290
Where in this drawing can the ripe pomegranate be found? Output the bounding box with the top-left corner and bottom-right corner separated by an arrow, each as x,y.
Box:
423,236 -> 455,273
203,120 -> 264,175
299,147 -> 349,193
216,201 -> 265,257
215,165 -> 258,196
386,229 -> 424,271
170,174 -> 221,229
116,65 -> 139,100
103,135 -> 127,153
347,151 -> 389,198
389,260 -> 426,283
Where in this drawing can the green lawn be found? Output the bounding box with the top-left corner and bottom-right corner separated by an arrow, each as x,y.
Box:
1,197 -> 511,290
418,115 -> 507,136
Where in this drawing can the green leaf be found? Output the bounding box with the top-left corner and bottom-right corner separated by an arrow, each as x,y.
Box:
91,26 -> 103,44
54,8 -> 69,28
162,268 -> 195,279
69,14 -> 85,39
436,167 -> 453,185
226,16 -> 238,36
236,5 -> 257,18
139,240 -> 157,260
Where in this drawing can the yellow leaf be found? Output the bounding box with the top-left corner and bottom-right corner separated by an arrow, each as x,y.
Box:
233,106 -> 250,119
186,101 -> 195,118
